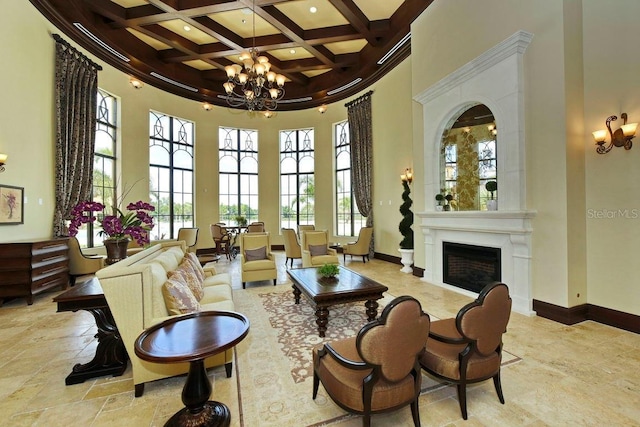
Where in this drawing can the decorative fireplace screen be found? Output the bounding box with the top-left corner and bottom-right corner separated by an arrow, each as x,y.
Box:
443,242 -> 501,293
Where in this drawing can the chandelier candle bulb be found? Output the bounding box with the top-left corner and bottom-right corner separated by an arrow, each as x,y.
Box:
276,74 -> 286,86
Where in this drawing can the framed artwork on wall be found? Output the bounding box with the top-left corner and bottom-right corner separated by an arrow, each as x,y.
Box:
0,185 -> 24,225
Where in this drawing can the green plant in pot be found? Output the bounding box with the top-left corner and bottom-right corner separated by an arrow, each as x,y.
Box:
443,194 -> 454,211
234,215 -> 247,227
318,263 -> 339,279
398,179 -> 414,273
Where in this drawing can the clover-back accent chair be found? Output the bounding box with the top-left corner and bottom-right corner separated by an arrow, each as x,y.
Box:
343,226 -> 373,263
281,228 -> 302,268
239,232 -> 277,289
313,296 -> 431,427
301,230 -> 339,268
68,236 -> 105,286
419,282 -> 512,420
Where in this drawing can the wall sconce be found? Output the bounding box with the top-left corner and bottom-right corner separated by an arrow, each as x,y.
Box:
129,78 -> 143,89
400,168 -> 413,184
318,105 -> 328,114
0,153 -> 6,173
488,123 -> 497,136
202,102 -> 213,111
592,113 -> 637,154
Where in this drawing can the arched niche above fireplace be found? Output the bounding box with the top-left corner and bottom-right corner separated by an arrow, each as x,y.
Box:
415,30 -> 533,212
440,104 -> 497,211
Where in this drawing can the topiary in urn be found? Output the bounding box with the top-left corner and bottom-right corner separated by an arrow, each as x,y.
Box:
399,180 -> 414,249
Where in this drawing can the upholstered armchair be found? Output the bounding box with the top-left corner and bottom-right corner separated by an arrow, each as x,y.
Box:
68,236 -> 105,286
281,228 -> 302,268
176,227 -> 198,252
239,232 -> 277,289
297,224 -> 315,239
210,223 -> 233,260
343,227 -> 373,263
246,221 -> 265,233
313,296 -> 431,427
301,230 -> 339,268
419,282 -> 512,420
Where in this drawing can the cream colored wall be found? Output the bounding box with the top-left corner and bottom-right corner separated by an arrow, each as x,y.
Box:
583,0 -> 640,315
412,0 -> 573,307
0,2 -> 57,241
411,0 -> 640,316
0,2 -> 414,263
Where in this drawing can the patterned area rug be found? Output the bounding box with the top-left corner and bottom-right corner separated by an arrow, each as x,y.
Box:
259,290 -> 393,383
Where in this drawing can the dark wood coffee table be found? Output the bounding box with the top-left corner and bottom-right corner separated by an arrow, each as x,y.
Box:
287,266 -> 389,337
135,311 -> 249,427
53,278 -> 128,385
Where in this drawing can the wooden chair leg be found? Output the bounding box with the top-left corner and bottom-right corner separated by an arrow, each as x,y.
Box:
493,371 -> 505,404
134,383 -> 145,397
312,372 -> 320,399
410,396 -> 421,427
457,383 -> 468,420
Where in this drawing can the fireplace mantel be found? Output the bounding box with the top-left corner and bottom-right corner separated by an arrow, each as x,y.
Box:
414,31 -> 535,316
417,210 -> 536,315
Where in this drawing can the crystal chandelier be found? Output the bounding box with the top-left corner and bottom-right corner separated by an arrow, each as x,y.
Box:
223,1 -> 285,111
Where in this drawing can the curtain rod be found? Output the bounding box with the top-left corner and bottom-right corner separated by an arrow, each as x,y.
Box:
344,90 -> 373,108
52,33 -> 103,71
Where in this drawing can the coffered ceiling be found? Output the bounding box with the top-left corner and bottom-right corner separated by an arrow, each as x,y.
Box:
30,0 -> 433,110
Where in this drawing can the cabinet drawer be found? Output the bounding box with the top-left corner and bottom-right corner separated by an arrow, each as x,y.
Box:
33,263 -> 68,281
33,271 -> 68,291
32,254 -> 68,269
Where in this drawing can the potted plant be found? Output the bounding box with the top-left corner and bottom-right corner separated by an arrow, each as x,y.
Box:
234,215 -> 248,227
318,263 -> 339,279
435,193 -> 445,211
68,200 -> 155,264
485,180 -> 497,210
398,179 -> 414,273
443,194 -> 454,211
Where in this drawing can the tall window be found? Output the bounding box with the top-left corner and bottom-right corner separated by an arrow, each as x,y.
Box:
218,127 -> 259,224
280,128 -> 314,229
149,111 -> 194,239
79,89 -> 117,248
335,121 -> 366,236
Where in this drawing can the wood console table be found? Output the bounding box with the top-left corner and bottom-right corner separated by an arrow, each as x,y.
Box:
0,237 -> 70,305
53,278 -> 128,385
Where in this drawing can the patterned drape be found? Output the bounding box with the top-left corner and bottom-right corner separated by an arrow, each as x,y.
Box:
346,91 -> 374,256
52,34 -> 101,237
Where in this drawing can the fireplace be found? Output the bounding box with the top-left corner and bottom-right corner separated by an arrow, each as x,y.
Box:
443,242 -> 501,293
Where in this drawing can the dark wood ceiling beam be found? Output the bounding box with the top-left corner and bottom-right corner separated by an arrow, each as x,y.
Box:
257,5 -> 335,67
326,0 -> 378,46
303,25 -> 362,45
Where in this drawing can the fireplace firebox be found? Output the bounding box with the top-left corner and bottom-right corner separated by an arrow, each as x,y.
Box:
443,242 -> 501,293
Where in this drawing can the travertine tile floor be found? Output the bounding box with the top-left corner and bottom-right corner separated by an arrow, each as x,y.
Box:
1,251 -> 639,426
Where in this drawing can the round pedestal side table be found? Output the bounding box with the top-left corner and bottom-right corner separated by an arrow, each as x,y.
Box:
135,311 -> 250,427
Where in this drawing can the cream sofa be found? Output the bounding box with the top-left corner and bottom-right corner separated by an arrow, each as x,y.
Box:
96,240 -> 234,397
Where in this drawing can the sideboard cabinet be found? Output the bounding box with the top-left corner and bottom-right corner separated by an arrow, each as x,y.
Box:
0,238 -> 70,305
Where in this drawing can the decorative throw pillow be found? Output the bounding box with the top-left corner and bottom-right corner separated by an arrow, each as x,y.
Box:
245,246 -> 267,261
170,260 -> 204,301
162,276 -> 201,315
309,244 -> 327,256
185,252 -> 206,282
